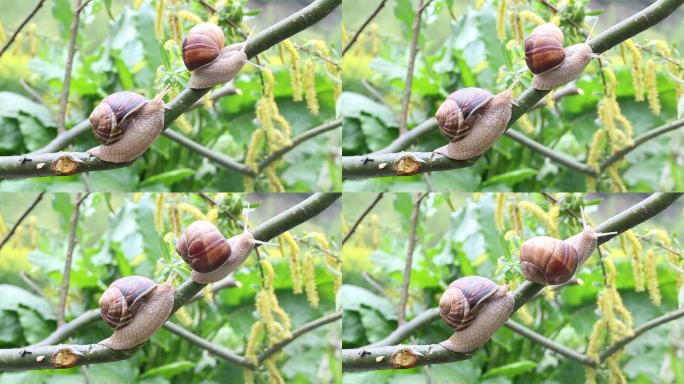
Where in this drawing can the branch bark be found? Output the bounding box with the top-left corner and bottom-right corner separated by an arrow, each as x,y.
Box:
57,0 -> 84,134
341,193 -> 681,371
399,0 -> 429,135
0,192 -> 340,371
398,193 -> 427,325
0,0 -> 342,179
57,193 -> 87,327
0,0 -> 46,58
341,193 -> 384,245
341,0 -> 684,180
341,0 -> 387,56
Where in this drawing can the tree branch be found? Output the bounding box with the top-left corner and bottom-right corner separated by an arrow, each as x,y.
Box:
0,192 -> 44,251
0,0 -> 342,179
0,0 -> 46,58
341,193 -> 383,245
57,0 -> 85,134
57,193 -> 87,327
0,192 -> 340,370
162,322 -> 255,368
342,193 -> 681,371
341,0 -> 684,180
398,193 -> 427,325
341,0 -> 387,56
399,0 -> 430,135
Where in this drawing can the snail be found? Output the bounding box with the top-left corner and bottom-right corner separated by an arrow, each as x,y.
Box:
182,23 -> 248,89
524,22 -> 599,90
519,207 -> 616,285
98,274 -> 175,350
87,87 -> 170,163
438,276 -> 514,353
176,215 -> 273,284
433,85 -> 515,160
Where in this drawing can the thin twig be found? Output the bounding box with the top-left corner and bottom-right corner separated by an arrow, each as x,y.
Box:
194,0 -> 216,13
57,0 -> 85,134
162,322 -> 255,368
0,193 -> 45,252
19,271 -> 50,304
398,193 -> 427,325
0,0 -> 46,58
341,0 -> 387,56
505,320 -> 596,367
399,0 -> 430,135
57,193 -> 87,327
341,193 -> 384,246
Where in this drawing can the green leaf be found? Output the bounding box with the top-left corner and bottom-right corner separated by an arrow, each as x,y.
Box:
0,92 -> 55,128
0,285 -> 55,320
482,360 -> 537,379
140,168 -> 195,187
0,117 -> 23,154
338,285 -> 397,320
679,285 -> 684,309
482,168 -> 538,188
139,361 -> 195,379
0,311 -> 22,345
678,95 -> 684,119
52,0 -> 74,38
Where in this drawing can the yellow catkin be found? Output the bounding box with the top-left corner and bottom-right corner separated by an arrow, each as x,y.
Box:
282,232 -> 303,294
607,352 -> 628,384
495,193 -> 506,230
518,201 -> 554,234
368,23 -> 380,55
587,128 -> 606,172
543,286 -> 556,301
203,283 -> 214,303
517,304 -> 534,325
509,12 -> 523,44
496,0 -> 507,41
547,205 -> 560,238
168,13 -> 180,43
282,40 -> 303,101
177,202 -> 206,220
606,166 -> 627,192
133,0 -> 144,10
175,114 -> 193,134
623,230 -> 644,292
177,10 -> 203,25
517,114 -> 535,134
155,0 -> 166,40
205,207 -> 218,224
624,40 -> 644,101
520,10 -> 545,25
475,0 -> 486,10
245,321 -> 263,366
645,250 -> 661,305
265,166 -> 285,192
303,59 -> 319,115
154,194 -> 165,232
265,358 -> 285,384
303,252 -> 319,308
645,59 -> 661,116
175,306 -> 193,327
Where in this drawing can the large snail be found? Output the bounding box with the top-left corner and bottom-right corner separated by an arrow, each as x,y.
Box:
176,218 -> 272,284
524,23 -> 598,90
182,23 -> 248,89
433,86 -> 514,160
87,87 -> 169,163
98,275 -> 175,350
519,207 -> 616,285
438,276 -> 514,353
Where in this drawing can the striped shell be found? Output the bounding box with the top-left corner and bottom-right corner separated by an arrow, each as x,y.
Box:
99,275 -> 157,329
176,220 -> 232,273
89,92 -> 147,145
439,276 -> 502,330
520,236 -> 578,285
524,23 -> 566,75
182,23 -> 225,71
436,88 -> 493,143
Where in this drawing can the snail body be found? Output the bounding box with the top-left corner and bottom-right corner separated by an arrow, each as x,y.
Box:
524,23 -> 596,90
176,220 -> 260,284
98,275 -> 175,350
182,23 -> 248,89
87,88 -> 169,163
438,276 -> 514,353
519,208 -> 616,285
433,88 -> 513,160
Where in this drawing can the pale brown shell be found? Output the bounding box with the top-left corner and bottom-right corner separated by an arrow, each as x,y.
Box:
520,236 -> 578,285
532,43 -> 594,90
89,92 -> 147,145
182,23 -> 225,71
99,275 -> 157,329
439,276 -> 502,330
436,88 -> 493,143
190,230 -> 255,284
188,43 -> 248,89
176,220 -> 231,273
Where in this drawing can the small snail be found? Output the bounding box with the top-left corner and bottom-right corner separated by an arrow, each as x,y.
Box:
87,87 -> 170,163
98,275 -> 175,350
433,86 -> 514,160
519,207 -> 616,285
524,23 -> 598,90
438,276 -> 514,353
176,217 -> 272,284
182,23 -> 248,89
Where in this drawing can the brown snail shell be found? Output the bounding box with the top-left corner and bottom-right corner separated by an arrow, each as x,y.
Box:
188,43 -> 248,89
524,23 -> 566,75
89,92 -> 147,145
433,88 -> 513,160
520,236 -> 578,285
182,23 -> 225,71
439,276 -> 503,330
176,221 -> 231,273
98,275 -> 175,350
439,276 -> 515,353
531,43 -> 594,90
